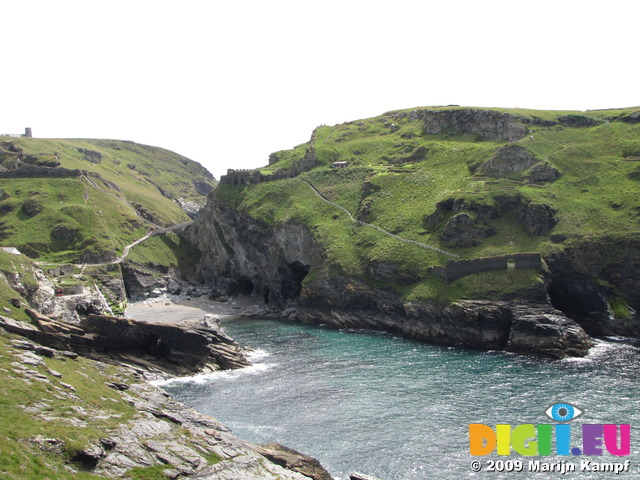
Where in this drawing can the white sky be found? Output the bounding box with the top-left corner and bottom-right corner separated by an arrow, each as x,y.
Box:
2,0 -> 638,180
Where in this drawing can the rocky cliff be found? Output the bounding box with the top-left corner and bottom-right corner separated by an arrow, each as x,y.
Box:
184,195 -> 594,359
183,106 -> 640,359
185,196 -> 321,308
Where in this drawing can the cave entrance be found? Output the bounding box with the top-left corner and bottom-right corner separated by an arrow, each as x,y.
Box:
280,261 -> 310,300
547,276 -> 610,335
235,278 -> 255,295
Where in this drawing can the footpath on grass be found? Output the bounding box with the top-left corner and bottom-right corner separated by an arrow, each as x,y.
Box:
35,220 -> 194,268
303,180 -> 459,258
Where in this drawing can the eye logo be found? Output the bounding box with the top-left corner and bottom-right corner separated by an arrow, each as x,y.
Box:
545,402 -> 583,422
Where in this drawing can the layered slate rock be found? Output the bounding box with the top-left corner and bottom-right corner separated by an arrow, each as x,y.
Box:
0,310 -> 249,375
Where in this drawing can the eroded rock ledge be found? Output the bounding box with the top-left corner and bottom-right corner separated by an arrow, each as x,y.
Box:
0,310 -> 250,376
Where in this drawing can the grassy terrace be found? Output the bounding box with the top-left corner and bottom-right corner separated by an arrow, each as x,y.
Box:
216,106 -> 640,302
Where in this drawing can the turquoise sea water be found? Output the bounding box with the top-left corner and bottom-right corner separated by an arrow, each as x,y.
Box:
159,318 -> 640,480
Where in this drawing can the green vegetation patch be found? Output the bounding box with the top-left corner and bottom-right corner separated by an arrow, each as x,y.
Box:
126,232 -> 202,272
125,464 -> 175,480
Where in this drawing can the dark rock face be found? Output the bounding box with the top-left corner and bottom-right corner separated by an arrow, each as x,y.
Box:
521,202 -> 557,236
121,263 -> 170,301
77,148 -> 102,164
193,180 -> 214,196
558,115 -> 601,127
620,111 -> 640,124
545,238 -> 640,337
415,108 -> 530,141
440,212 -> 496,247
296,275 -> 591,359
79,249 -> 118,264
479,145 -> 538,175
367,261 -> 419,284
506,306 -> 593,358
21,154 -> 61,168
51,224 -> 78,240
81,314 -> 250,371
258,444 -> 334,480
425,194 -> 557,244
525,162 -> 560,183
184,196 -> 321,308
131,202 -> 161,225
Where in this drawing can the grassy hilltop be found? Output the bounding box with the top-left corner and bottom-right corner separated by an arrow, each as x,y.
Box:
0,138 -> 215,263
216,106 -> 640,303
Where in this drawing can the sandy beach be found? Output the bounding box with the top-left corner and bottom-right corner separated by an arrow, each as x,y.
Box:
125,296 -> 269,327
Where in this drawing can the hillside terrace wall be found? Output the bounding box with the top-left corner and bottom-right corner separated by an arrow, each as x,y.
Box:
429,252 -> 541,283
0,164 -> 85,178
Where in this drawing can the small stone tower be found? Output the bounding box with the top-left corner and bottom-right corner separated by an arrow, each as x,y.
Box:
23,128 -> 32,138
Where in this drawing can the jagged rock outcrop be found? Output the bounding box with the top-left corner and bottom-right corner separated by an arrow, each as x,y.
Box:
525,162 -> 560,183
440,212 -> 496,248
424,193 -> 557,243
121,261 -> 196,300
23,196 -> 44,216
257,444 -> 334,480
558,114 -> 602,127
411,108 -> 531,141
545,237 -> 640,337
77,147 -> 103,164
183,196 -> 321,308
478,144 -> 538,175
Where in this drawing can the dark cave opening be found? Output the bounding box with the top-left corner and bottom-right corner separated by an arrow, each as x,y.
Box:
547,276 -> 610,335
234,278 -> 255,296
280,261 -> 310,300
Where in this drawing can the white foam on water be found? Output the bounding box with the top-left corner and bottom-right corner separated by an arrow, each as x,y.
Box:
561,338 -> 624,364
151,361 -> 276,387
247,348 -> 270,361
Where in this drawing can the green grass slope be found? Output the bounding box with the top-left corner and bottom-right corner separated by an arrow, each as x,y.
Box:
0,138 -> 215,263
216,106 -> 640,302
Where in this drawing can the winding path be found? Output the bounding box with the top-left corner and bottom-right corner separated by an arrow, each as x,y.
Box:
303,180 -> 459,258
36,221 -> 194,268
